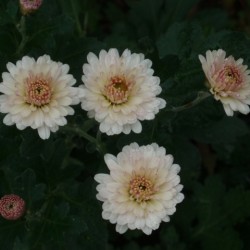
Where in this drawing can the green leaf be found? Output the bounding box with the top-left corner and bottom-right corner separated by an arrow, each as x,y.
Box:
223,188 -> 250,225
20,131 -> 55,159
6,0 -> 18,22
13,238 -> 28,250
0,28 -> 17,55
194,8 -> 229,31
160,226 -> 185,250
171,136 -> 201,186
13,168 -> 46,206
190,116 -> 249,144
202,227 -> 243,250
157,22 -> 204,59
193,177 -> 250,250
0,220 -> 26,250
194,176 -> 226,226
78,199 -> 108,250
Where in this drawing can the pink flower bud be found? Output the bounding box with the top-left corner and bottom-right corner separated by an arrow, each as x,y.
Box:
19,0 -> 43,15
0,194 -> 26,220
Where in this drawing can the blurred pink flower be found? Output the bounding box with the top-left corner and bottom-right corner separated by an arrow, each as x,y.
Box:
0,194 -> 26,220
199,49 -> 250,116
19,0 -> 43,15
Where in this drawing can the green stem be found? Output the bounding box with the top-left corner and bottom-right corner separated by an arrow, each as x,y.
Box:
70,0 -> 83,37
165,91 -> 211,112
57,192 -> 83,207
31,200 -> 52,249
150,117 -> 158,140
16,16 -> 28,55
63,125 -> 105,155
83,12 -> 88,37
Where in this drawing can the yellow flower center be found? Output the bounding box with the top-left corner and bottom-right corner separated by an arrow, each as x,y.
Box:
25,76 -> 52,106
129,175 -> 154,203
104,76 -> 131,104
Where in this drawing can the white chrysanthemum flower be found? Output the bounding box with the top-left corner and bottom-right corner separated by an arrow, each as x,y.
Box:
0,55 -> 81,139
80,48 -> 166,135
199,49 -> 250,116
94,143 -> 184,235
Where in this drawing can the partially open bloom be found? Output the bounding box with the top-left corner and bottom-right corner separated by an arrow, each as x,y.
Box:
80,48 -> 166,135
19,0 -> 43,15
0,194 -> 26,220
199,49 -> 250,116
0,55 -> 81,139
94,143 -> 184,235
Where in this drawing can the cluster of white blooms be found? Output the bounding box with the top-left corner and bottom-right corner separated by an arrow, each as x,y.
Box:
1,48 -> 249,139
0,49 -> 166,139
2,0 -> 248,238
0,49 -> 182,235
1,47 -> 249,235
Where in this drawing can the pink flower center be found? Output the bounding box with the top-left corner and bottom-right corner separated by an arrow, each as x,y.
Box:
25,76 -> 52,106
104,76 -> 132,104
215,65 -> 243,92
129,176 -> 154,203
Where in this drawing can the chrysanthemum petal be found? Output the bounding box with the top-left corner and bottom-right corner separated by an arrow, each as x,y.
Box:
38,126 -> 50,139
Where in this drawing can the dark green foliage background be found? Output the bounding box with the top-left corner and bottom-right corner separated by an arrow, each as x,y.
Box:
0,0 -> 250,249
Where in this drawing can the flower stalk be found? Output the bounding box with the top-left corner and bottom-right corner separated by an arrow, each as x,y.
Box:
63,125 -> 106,155
16,16 -> 28,55
165,91 -> 211,112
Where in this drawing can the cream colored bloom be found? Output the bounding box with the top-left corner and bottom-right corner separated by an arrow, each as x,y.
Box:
94,143 -> 184,235
0,55 -> 81,139
199,49 -> 250,116
80,48 -> 166,135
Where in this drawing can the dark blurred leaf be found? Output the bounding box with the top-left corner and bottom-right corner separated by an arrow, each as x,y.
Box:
0,28 -> 17,55
6,0 -> 18,22
190,116 -> 249,144
20,131 -> 55,159
0,220 -> 25,250
193,177 -> 250,250
201,227 -> 243,250
13,238 -> 27,250
157,22 -> 204,59
13,168 -> 46,206
194,8 -> 229,31
160,226 -> 185,250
